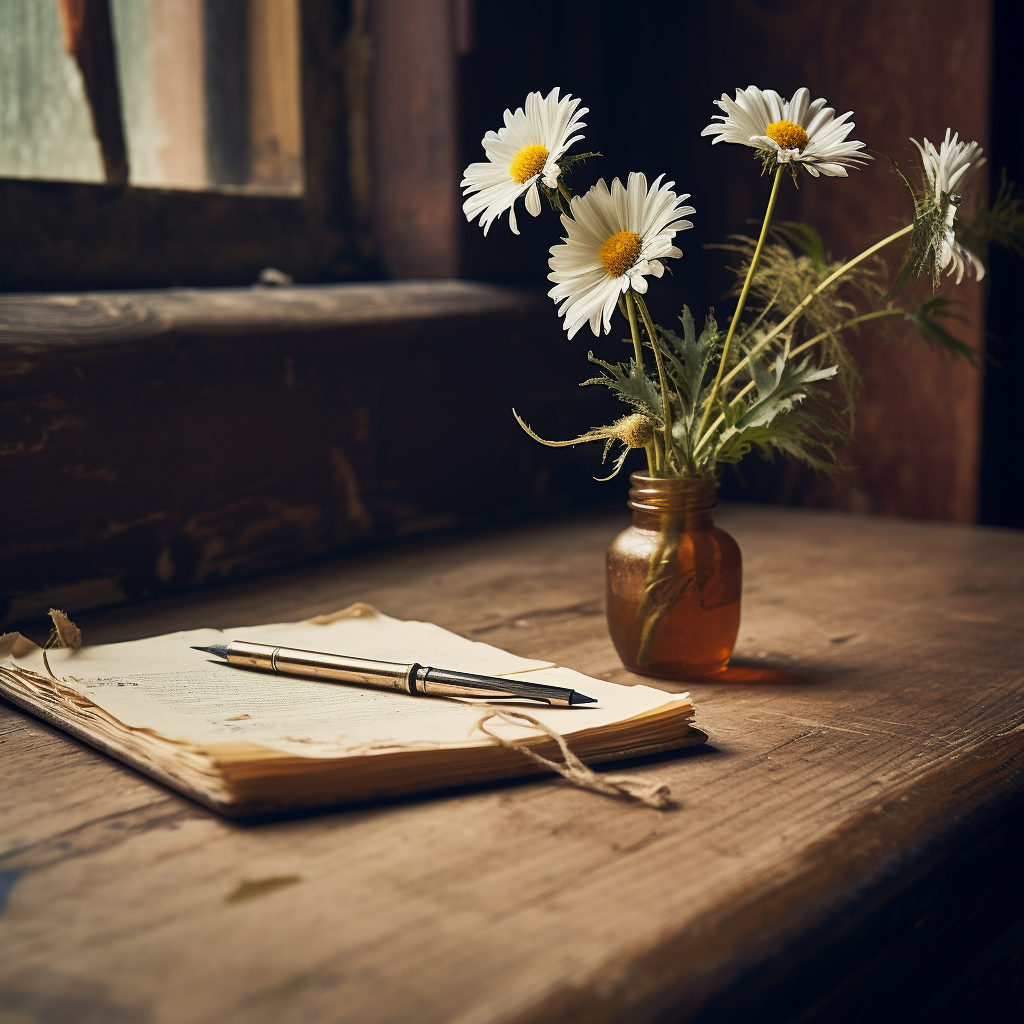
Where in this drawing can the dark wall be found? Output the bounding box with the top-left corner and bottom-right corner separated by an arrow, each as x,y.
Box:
458,1 -> 748,321
979,0 -> 1024,528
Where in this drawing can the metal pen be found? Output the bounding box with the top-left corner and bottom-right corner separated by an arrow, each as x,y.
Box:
191,641 -> 596,706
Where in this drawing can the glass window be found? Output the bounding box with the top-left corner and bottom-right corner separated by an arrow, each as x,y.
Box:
0,0 -> 106,183
0,0 -> 303,195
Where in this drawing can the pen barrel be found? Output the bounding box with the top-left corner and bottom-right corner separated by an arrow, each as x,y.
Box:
415,668 -> 574,707
222,642 -> 576,706
226,641 -> 414,695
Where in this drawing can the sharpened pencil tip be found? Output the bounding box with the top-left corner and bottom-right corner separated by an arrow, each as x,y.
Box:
570,691 -> 597,705
191,644 -> 229,659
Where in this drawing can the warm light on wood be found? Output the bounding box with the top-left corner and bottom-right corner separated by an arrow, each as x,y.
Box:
249,0 -> 303,194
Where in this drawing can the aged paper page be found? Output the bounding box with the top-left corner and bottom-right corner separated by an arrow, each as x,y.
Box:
5,607 -> 690,758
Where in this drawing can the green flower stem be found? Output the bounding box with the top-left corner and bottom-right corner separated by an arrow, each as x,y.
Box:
625,288 -> 658,473
693,223 -> 915,457
713,224 -> 915,402
633,291 -> 680,475
694,164 -> 786,444
787,308 -> 905,359
694,308 -> 908,453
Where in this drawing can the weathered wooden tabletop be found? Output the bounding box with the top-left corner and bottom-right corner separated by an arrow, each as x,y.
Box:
3,504 -> 1024,1024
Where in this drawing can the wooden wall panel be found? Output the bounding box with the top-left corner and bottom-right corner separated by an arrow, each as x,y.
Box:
0,283 -> 615,628
694,0 -> 992,521
368,0 -> 460,279
794,0 -> 993,521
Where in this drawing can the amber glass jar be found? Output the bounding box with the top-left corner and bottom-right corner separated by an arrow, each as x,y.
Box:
607,473 -> 742,679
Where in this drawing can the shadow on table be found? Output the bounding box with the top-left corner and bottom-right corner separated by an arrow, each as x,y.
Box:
636,659 -> 852,689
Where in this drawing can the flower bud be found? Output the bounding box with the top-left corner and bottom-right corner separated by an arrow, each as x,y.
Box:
613,413 -> 655,448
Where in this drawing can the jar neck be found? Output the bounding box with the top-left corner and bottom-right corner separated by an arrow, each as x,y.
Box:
628,472 -> 717,529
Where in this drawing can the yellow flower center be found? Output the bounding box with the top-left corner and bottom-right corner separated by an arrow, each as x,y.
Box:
599,231 -> 643,277
509,144 -> 549,184
765,120 -> 809,151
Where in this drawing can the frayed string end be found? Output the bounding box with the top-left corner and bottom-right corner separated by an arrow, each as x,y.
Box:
477,708 -> 674,810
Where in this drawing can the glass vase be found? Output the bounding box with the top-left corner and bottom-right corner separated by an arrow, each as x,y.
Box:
606,472 -> 742,679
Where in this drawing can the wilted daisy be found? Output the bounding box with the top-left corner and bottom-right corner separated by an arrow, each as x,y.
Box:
548,173 -> 694,339
513,410 -> 656,480
701,86 -> 868,177
912,129 -> 986,284
461,88 -> 587,236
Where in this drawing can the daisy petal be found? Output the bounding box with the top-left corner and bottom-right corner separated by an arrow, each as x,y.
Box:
547,173 -> 694,337
525,183 -> 542,217
703,85 -> 869,178
461,88 -> 587,234
911,128 -> 986,285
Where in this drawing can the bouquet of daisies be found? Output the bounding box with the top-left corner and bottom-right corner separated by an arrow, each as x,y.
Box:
462,86 -> 1018,483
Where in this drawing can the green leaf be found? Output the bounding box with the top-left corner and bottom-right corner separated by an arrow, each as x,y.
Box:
958,168 -> 1024,259
749,356 -> 778,402
656,307 -> 719,417
583,353 -> 664,420
907,297 -> 978,362
891,201 -> 947,295
773,221 -> 827,273
716,408 -> 843,475
732,357 -> 838,432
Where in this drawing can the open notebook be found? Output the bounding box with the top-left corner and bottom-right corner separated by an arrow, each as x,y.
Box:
0,604 -> 704,816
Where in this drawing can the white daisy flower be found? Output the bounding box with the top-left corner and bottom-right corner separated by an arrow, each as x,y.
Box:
912,129 -> 986,283
547,173 -> 694,339
701,86 -> 869,177
461,88 -> 587,236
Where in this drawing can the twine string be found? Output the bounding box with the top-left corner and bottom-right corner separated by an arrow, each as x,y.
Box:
476,708 -> 674,810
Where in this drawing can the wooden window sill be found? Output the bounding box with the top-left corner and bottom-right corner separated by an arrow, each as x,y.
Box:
1,281 -> 609,627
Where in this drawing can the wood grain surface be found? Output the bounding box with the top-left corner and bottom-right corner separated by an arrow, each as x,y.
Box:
0,282 -> 614,628
2,505 -> 1024,1023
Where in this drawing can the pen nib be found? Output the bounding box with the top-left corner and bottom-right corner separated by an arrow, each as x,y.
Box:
191,644 -> 229,659
569,691 -> 597,705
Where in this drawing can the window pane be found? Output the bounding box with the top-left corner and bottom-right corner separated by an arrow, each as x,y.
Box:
0,0 -> 106,183
111,0 -> 207,188
111,0 -> 304,194
0,0 -> 303,195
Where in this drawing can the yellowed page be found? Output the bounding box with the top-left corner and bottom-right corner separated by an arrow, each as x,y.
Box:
3,607 -> 691,758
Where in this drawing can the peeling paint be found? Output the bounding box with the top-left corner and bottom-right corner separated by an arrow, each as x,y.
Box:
0,360 -> 35,378
34,393 -> 68,412
183,498 -> 323,583
63,464 -> 117,483
5,413 -> 84,456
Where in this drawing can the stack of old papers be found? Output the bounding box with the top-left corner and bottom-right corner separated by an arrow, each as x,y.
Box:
0,604 -> 703,815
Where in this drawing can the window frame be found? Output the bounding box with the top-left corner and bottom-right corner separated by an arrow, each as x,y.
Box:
0,0 -> 372,292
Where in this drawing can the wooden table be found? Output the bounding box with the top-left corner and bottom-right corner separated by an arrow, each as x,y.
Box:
3,505 -> 1023,1024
